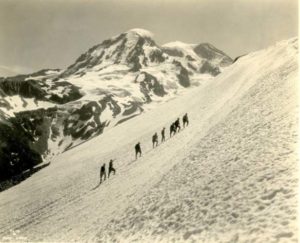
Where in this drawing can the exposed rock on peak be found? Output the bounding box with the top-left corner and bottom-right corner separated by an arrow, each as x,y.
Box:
60,29 -> 163,78
193,43 -> 233,66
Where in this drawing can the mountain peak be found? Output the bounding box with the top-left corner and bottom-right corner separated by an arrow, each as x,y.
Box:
125,28 -> 154,39
193,43 -> 233,66
162,41 -> 195,49
59,30 -> 234,79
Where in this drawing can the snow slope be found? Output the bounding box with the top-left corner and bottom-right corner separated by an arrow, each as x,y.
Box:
0,37 -> 297,242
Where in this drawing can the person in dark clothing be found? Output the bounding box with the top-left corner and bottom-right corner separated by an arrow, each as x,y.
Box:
161,127 -> 166,142
183,113 -> 189,127
100,164 -> 106,183
170,123 -> 176,137
175,118 -> 181,132
108,159 -> 116,178
152,132 -> 158,148
169,124 -> 173,137
135,142 -> 142,159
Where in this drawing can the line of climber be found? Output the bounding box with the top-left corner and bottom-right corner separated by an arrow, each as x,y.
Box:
99,113 -> 189,184
135,113 -> 189,159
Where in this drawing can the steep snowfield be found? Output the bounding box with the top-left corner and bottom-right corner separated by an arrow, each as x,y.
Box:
0,38 -> 297,242
97,38 -> 298,243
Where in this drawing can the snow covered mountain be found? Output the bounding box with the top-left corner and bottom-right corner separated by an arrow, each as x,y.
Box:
0,29 -> 233,180
162,41 -> 232,75
60,29 -> 166,76
0,36 -> 297,242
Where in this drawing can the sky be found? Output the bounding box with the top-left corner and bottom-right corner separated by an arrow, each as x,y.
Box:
0,0 -> 298,76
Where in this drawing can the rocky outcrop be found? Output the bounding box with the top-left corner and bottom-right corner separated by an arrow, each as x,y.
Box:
0,78 -> 82,105
199,61 -> 221,76
63,101 -> 105,140
136,72 -> 167,102
47,81 -> 82,104
0,67 -> 82,105
0,116 -> 43,181
193,43 -> 233,67
173,61 -> 190,87
162,47 -> 184,57
0,79 -> 47,99
99,95 -> 122,118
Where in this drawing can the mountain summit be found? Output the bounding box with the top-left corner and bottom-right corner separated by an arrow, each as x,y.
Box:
60,28 -> 165,78
61,29 -> 233,79
126,28 -> 155,38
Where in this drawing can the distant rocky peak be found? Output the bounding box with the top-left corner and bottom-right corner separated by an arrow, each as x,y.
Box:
60,29 -> 163,77
193,43 -> 233,66
58,29 -> 234,79
87,29 -> 156,59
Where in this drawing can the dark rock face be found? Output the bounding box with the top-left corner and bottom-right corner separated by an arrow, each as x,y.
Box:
127,37 -> 147,67
113,38 -> 128,64
0,116 -> 43,181
162,48 -> 184,57
136,72 -> 167,102
149,49 -> 165,63
186,55 -> 196,62
173,61 -> 191,87
193,43 -> 233,66
0,79 -> 47,99
63,101 -> 106,140
48,81 -> 82,104
233,54 -> 247,63
177,68 -> 190,88
99,95 -> 122,118
122,101 -> 143,116
129,54 -> 143,72
200,61 -> 221,76
0,97 -> 12,110
14,108 -> 57,155
0,77 -> 82,105
126,35 -> 164,71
